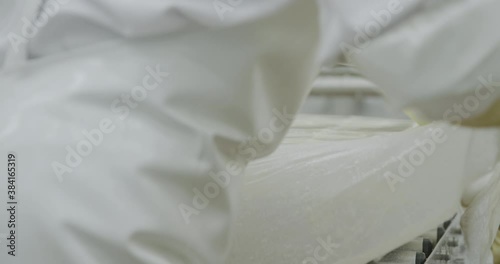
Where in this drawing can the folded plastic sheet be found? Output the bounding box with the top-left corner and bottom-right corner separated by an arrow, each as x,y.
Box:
228,115 -> 500,264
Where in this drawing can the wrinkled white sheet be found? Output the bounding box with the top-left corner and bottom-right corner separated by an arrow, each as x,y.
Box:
1,1 -> 500,263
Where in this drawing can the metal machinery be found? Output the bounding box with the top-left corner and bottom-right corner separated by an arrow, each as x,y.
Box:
368,215 -> 466,264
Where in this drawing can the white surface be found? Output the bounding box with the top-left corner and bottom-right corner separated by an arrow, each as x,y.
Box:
0,1 -> 499,263
229,116 -> 500,264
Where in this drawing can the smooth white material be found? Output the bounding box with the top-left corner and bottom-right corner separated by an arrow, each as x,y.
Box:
0,0 -> 40,69
351,0 -> 500,122
230,116 -> 500,264
0,0 -> 499,263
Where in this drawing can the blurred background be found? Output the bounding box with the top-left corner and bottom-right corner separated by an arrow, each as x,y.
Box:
302,63 -> 408,119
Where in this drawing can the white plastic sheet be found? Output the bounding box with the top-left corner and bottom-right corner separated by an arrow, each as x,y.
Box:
229,116 -> 500,264
1,0 -> 500,263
